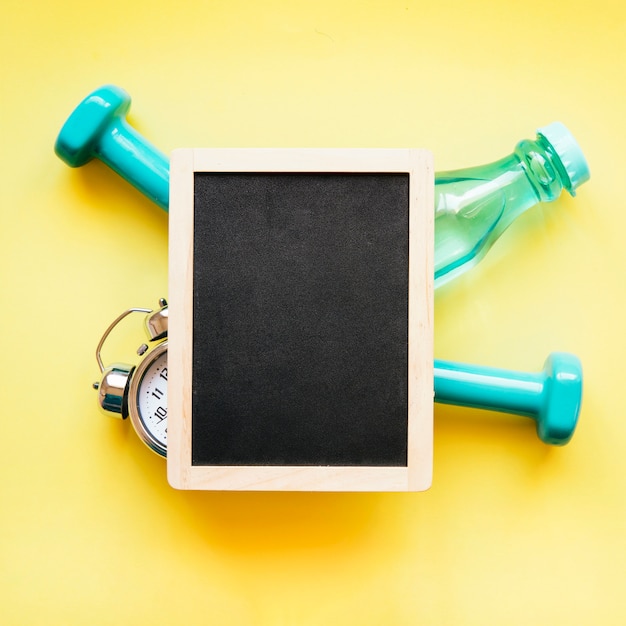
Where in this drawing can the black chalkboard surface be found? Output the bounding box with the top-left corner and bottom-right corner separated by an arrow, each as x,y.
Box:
168,149 -> 433,492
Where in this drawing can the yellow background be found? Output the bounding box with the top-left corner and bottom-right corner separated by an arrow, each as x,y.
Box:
2,1 -> 625,624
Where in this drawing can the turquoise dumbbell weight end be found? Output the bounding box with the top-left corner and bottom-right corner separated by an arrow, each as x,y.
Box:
434,352 -> 582,445
55,86 -> 584,445
54,85 -> 170,210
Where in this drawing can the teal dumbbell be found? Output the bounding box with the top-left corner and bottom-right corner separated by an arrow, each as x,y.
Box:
55,85 -> 170,210
434,352 -> 582,445
55,85 -> 583,445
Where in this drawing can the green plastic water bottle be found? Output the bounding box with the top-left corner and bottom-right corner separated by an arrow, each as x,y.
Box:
434,122 -> 589,287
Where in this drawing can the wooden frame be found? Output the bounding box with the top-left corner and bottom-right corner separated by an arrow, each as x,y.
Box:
168,148 -> 434,491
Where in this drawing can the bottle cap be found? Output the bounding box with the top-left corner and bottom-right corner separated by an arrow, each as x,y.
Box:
537,122 -> 590,196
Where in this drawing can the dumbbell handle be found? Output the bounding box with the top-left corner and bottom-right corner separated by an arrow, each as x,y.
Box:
99,119 -> 169,209
56,86 -> 583,445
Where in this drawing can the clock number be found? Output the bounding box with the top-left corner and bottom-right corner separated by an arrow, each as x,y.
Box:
152,387 -> 164,400
160,367 -> 168,381
154,406 -> 167,422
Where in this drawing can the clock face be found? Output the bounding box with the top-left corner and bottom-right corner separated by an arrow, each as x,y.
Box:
136,349 -> 168,451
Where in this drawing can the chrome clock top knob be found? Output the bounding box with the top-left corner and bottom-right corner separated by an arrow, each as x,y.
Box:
145,299 -> 168,341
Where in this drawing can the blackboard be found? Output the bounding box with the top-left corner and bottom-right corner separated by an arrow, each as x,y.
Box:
167,148 -> 434,491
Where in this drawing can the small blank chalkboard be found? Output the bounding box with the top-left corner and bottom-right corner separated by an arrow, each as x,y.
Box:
168,148 -> 433,491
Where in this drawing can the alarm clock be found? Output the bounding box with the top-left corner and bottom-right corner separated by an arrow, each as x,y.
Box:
93,298 -> 169,457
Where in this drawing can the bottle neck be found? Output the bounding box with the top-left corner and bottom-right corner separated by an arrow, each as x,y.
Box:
514,135 -> 572,202
488,137 -> 571,238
